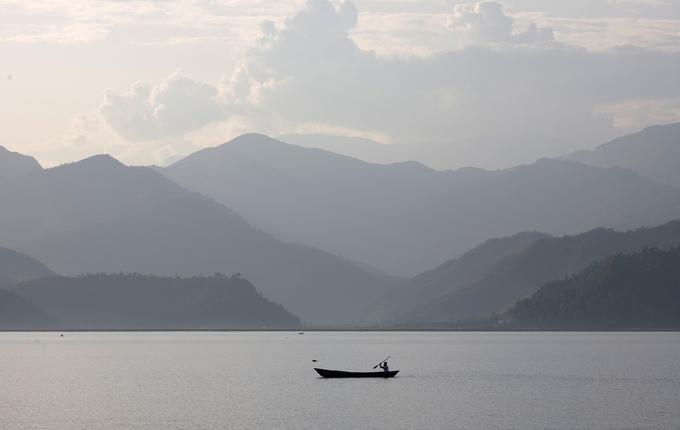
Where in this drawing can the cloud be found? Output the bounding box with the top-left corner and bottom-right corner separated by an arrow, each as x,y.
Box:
44,0 -> 680,169
448,1 -> 554,45
26,113 -> 127,167
606,0 -> 665,7
5,23 -> 109,44
32,108 -> 252,167
0,0 -> 291,48
99,71 -> 227,141
220,1 -> 679,150
596,98 -> 680,129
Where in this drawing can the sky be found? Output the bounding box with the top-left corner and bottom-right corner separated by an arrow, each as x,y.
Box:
1,0 -> 680,168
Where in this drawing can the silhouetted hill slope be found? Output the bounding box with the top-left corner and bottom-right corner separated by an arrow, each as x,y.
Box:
501,247 -> 680,329
375,232 -> 548,318
0,154 -> 396,324
11,274 -> 299,330
0,247 -> 54,288
165,134 -> 680,275
564,123 -> 680,187
0,145 -> 42,181
400,219 -> 680,324
0,289 -> 56,330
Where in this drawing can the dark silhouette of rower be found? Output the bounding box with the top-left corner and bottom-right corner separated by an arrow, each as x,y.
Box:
379,360 -> 389,373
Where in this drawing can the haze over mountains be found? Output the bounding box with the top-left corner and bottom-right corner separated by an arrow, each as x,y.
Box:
501,246 -> 680,330
0,151 -> 394,324
165,132 -> 680,276
394,219 -> 680,326
0,247 -> 54,288
564,123 -> 680,188
1,122 -> 679,329
374,232 -> 548,319
280,131 -> 571,171
0,245 -> 300,330
0,289 -> 56,330
0,146 -> 42,181
11,273 -> 300,330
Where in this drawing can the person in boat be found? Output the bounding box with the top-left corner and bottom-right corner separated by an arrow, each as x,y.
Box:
379,360 -> 389,373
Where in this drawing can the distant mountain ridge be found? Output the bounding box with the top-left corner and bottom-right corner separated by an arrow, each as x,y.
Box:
10,273 -> 300,330
0,246 -> 54,288
0,145 -> 42,181
374,232 -> 549,319
564,123 -> 680,188
278,133 -> 399,165
165,133 -> 680,276
279,131 -> 571,171
0,246 -> 301,330
0,153 -> 396,324
501,246 -> 680,329
3,125 -> 680,328
397,219 -> 680,325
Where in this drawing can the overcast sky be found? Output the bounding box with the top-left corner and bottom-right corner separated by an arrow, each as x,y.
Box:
2,0 -> 680,168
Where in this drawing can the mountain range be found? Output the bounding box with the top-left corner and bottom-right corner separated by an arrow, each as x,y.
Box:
279,131 -> 572,171
1,122 -> 679,328
564,123 -> 680,188
164,132 -> 680,276
0,245 -> 300,330
0,151 -> 395,324
394,219 -> 680,325
283,123 -> 680,186
0,145 -> 42,182
0,246 -> 54,288
501,246 -> 680,330
372,231 -> 548,319
9,273 -> 300,330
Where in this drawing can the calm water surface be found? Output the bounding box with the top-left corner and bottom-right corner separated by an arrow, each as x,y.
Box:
1,331 -> 678,430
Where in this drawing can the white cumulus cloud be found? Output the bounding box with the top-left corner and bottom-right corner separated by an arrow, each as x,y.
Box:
100,71 -> 228,141
39,0 -> 680,169
448,1 -> 554,46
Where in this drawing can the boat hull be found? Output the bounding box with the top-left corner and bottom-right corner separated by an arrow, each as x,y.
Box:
314,368 -> 399,378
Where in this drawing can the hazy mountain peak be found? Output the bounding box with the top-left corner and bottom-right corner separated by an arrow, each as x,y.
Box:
600,122 -> 680,150
0,247 -> 54,288
388,160 -> 434,172
222,133 -> 349,159
513,157 -> 651,182
173,133 -> 330,166
52,154 -> 126,173
0,144 -> 42,180
562,122 -> 680,187
171,132 -> 378,174
1,148 -> 397,324
227,133 -> 281,146
77,153 -> 125,167
165,130 -> 680,276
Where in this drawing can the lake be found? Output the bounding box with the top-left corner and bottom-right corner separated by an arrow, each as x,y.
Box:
1,331 -> 678,429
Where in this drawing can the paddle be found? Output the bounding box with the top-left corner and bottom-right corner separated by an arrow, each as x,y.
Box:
373,356 -> 391,369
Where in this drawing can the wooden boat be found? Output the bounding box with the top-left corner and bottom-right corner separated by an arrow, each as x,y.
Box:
314,367 -> 399,378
